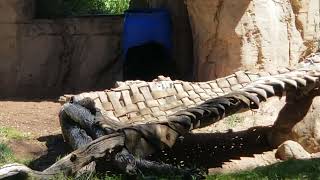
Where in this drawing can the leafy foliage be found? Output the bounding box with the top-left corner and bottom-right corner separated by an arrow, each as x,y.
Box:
36,0 -> 130,18
103,0 -> 130,14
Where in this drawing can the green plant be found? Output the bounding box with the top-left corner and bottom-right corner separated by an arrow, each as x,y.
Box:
224,115 -> 244,128
207,158 -> 320,180
103,0 -> 130,14
0,127 -> 30,140
0,143 -> 15,166
36,0 -> 131,18
0,143 -> 32,166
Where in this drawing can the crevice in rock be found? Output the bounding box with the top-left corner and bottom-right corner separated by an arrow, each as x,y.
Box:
290,0 -> 305,38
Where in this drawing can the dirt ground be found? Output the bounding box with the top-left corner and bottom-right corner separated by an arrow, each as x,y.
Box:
0,100 -> 71,170
0,99 -> 277,172
0,100 -> 61,137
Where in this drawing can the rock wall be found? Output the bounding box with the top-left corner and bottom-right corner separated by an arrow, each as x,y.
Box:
0,0 -> 123,98
269,91 -> 320,153
186,0 -> 320,81
0,0 -> 194,97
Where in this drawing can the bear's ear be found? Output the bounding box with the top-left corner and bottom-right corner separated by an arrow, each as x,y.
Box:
75,97 -> 97,115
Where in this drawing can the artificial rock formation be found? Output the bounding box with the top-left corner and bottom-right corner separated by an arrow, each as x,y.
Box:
269,92 -> 320,153
275,140 -> 311,160
186,0 -> 320,81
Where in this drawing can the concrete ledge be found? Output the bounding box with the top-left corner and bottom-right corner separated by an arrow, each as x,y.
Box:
0,0 -> 34,23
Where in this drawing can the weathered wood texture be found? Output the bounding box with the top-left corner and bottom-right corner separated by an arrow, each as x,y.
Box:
59,54 -> 320,129
59,68 -> 291,125
1,54 -> 320,179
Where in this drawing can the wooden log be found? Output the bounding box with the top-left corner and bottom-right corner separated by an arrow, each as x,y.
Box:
1,55 -> 320,179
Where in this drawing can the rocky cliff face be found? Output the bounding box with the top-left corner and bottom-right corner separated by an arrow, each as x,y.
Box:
186,0 -> 320,155
186,0 -> 320,81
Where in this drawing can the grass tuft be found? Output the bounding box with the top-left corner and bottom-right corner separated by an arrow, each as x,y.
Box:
208,158 -> 320,180
0,143 -> 15,166
0,127 -> 32,166
0,127 -> 30,140
0,143 -> 32,166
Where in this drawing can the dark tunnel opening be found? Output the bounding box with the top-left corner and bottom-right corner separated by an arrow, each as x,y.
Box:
123,42 -> 177,81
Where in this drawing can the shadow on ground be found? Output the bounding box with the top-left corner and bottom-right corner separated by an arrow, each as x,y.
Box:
29,134 -> 72,171
28,126 -> 273,172
150,126 -> 273,170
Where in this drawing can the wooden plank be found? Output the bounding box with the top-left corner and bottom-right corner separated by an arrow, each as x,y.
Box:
166,88 -> 177,96
216,78 -> 230,88
230,84 -> 243,91
130,84 -> 145,103
235,71 -> 251,84
198,82 -> 211,89
119,116 -> 129,122
246,73 -> 260,81
125,104 -> 139,113
81,92 -> 91,98
97,92 -> 114,110
94,98 -> 104,110
181,97 -> 194,107
182,82 -> 193,91
148,82 -> 163,91
199,92 -> 211,100
151,90 -> 170,99
191,83 -> 205,93
105,111 -> 120,122
195,98 -> 204,104
162,81 -> 174,89
137,102 -> 146,110
151,107 -> 166,117
187,90 -> 200,100
209,82 -> 224,93
174,84 -> 188,99
87,92 -> 99,100
106,91 -> 127,117
222,88 -> 232,93
137,102 -> 152,115
157,98 -> 167,106
139,86 -> 154,100
98,91 -> 108,103
204,89 -> 217,97
143,115 -> 157,122
226,77 -> 239,86
258,71 -> 271,77
145,100 -> 159,108
159,101 -> 183,111
278,68 -> 291,74
122,90 -> 133,106
165,95 -> 178,104
135,82 -> 149,88
112,85 -> 130,91
157,116 -> 167,121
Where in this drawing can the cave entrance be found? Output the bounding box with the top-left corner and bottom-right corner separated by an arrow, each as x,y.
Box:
123,42 -> 176,81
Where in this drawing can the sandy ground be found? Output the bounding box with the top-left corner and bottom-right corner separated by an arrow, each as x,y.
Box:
0,100 -> 71,170
0,99 -> 278,172
0,100 -> 61,137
